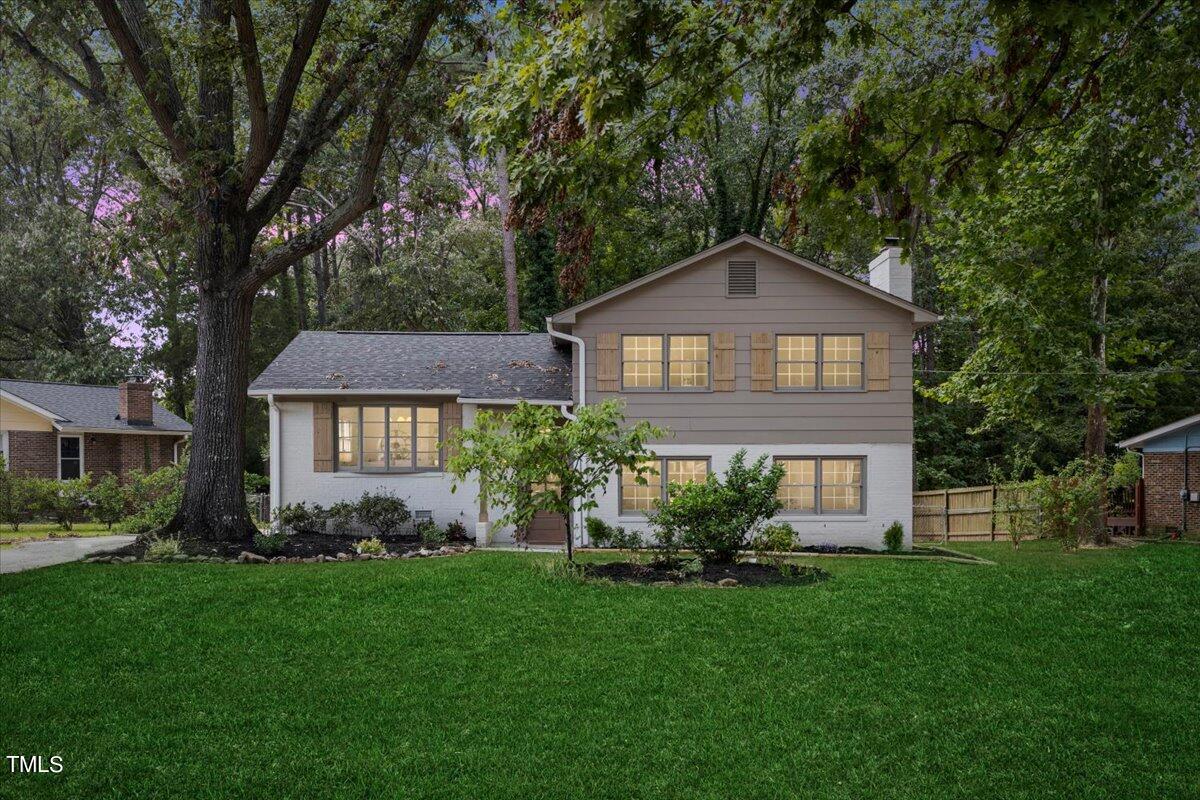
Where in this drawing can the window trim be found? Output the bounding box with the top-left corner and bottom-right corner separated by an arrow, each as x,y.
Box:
774,333 -> 866,392
334,403 -> 443,473
620,334 -> 713,392
0,430 -> 8,470
57,434 -> 83,481
774,456 -> 866,516
618,455 -> 712,516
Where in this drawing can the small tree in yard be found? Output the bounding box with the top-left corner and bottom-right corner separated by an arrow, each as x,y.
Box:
0,456 -> 32,531
650,450 -> 784,567
446,400 -> 663,560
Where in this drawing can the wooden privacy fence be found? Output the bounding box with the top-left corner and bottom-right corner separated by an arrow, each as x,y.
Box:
913,485 -> 1036,542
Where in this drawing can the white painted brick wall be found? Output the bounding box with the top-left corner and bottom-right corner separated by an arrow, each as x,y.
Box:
587,443 -> 913,549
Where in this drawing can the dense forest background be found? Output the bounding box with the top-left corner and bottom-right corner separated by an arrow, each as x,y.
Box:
2,0 -> 1197,490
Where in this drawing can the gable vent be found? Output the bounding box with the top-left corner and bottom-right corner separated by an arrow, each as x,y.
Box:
727,260 -> 758,296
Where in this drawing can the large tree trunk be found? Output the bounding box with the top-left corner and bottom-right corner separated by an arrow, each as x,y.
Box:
495,146 -> 520,331
167,279 -> 257,541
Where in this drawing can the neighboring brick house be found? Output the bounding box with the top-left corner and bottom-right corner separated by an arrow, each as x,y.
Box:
1119,413 -> 1200,534
250,235 -> 938,549
0,378 -> 191,482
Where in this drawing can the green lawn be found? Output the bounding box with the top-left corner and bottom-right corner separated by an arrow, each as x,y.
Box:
2,541 -> 1197,799
0,523 -> 116,547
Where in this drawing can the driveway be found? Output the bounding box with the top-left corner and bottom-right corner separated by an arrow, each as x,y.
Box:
0,535 -> 136,574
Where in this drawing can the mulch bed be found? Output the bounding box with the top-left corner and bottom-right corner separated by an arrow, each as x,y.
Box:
104,531 -> 471,561
582,560 -> 830,587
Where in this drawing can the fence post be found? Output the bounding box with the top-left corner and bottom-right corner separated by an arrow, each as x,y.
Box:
943,490 -> 950,543
990,485 -> 997,541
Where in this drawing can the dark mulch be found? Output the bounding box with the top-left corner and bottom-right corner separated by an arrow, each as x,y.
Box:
104,531 -> 471,560
582,559 -> 830,587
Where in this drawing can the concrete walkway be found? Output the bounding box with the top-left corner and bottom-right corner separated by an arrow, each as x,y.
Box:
0,535 -> 135,574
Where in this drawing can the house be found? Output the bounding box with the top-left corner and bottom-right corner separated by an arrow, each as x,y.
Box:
250,234 -> 938,548
1119,412 -> 1200,533
0,377 -> 191,481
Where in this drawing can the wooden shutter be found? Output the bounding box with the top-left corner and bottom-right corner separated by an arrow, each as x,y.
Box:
713,332 -> 735,391
312,401 -> 333,472
866,331 -> 890,391
596,332 -> 619,391
441,400 -> 462,462
751,333 -> 773,391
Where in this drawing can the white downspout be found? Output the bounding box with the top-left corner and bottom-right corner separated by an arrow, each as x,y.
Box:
547,317 -> 587,547
268,394 -> 282,520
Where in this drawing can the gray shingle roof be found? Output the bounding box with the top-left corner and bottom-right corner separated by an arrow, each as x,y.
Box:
1,379 -> 192,433
249,331 -> 574,401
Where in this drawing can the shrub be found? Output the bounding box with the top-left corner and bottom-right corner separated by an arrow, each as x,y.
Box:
29,475 -> 91,531
121,463 -> 185,534
145,536 -> 182,560
1029,458 -> 1109,548
252,527 -> 289,555
355,490 -> 410,537
326,501 -> 357,535
88,474 -> 128,530
275,502 -> 328,535
444,519 -> 469,541
650,450 -> 784,566
0,459 -> 34,531
883,521 -> 905,553
417,519 -> 445,546
751,522 -> 796,561
586,516 -> 617,547
1110,450 -> 1141,490
355,536 -> 387,555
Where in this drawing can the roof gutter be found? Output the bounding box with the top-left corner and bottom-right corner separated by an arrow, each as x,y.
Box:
247,388 -> 461,398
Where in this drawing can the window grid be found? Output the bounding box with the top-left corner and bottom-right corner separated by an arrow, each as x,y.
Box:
775,334 -> 864,390
58,435 -> 82,480
621,334 -> 711,391
336,405 -> 441,472
620,457 -> 710,514
775,457 -> 864,514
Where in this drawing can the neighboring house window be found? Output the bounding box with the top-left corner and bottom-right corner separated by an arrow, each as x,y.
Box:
619,457 -> 710,514
58,435 -> 83,480
776,457 -> 864,514
621,335 -> 710,390
335,405 -> 440,471
775,334 -> 864,390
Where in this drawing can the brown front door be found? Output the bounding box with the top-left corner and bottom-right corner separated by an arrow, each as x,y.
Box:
526,511 -> 567,545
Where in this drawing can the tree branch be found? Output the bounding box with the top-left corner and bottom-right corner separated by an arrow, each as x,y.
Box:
245,2 -> 443,291
242,0 -> 332,195
231,0 -> 267,188
0,22 -> 99,102
91,0 -> 190,162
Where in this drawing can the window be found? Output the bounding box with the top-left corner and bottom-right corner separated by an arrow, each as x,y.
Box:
775,334 -> 863,390
621,334 -> 710,390
58,435 -> 82,480
336,405 -> 440,471
622,335 -> 663,389
0,431 -> 8,470
619,457 -> 709,514
776,457 -> 864,514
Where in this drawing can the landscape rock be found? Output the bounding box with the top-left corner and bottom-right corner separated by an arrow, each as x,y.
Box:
238,551 -> 268,564
651,580 -> 675,587
336,553 -> 350,561
402,551 -> 418,559
717,578 -> 739,587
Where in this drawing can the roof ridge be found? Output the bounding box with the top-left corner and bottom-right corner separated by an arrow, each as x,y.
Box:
332,330 -> 541,336
1,378 -> 122,389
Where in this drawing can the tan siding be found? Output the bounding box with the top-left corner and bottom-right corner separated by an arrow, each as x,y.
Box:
572,242 -> 915,445
0,398 -> 55,431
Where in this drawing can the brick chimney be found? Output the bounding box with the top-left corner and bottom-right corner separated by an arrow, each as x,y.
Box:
119,375 -> 154,425
868,237 -> 912,302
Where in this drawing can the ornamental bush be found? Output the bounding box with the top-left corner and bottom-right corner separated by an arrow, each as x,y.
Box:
275,502 -> 328,535
650,450 -> 784,566
0,457 -> 34,531
29,475 -> 91,531
883,521 -> 905,552
121,463 -> 185,534
88,475 -> 128,530
355,490 -> 411,537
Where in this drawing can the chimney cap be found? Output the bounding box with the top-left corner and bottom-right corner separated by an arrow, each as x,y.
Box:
122,373 -> 150,385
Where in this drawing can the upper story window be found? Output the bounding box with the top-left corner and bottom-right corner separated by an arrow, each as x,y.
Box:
336,404 -> 440,472
776,334 -> 863,390
621,334 -> 710,390
619,457 -> 710,514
